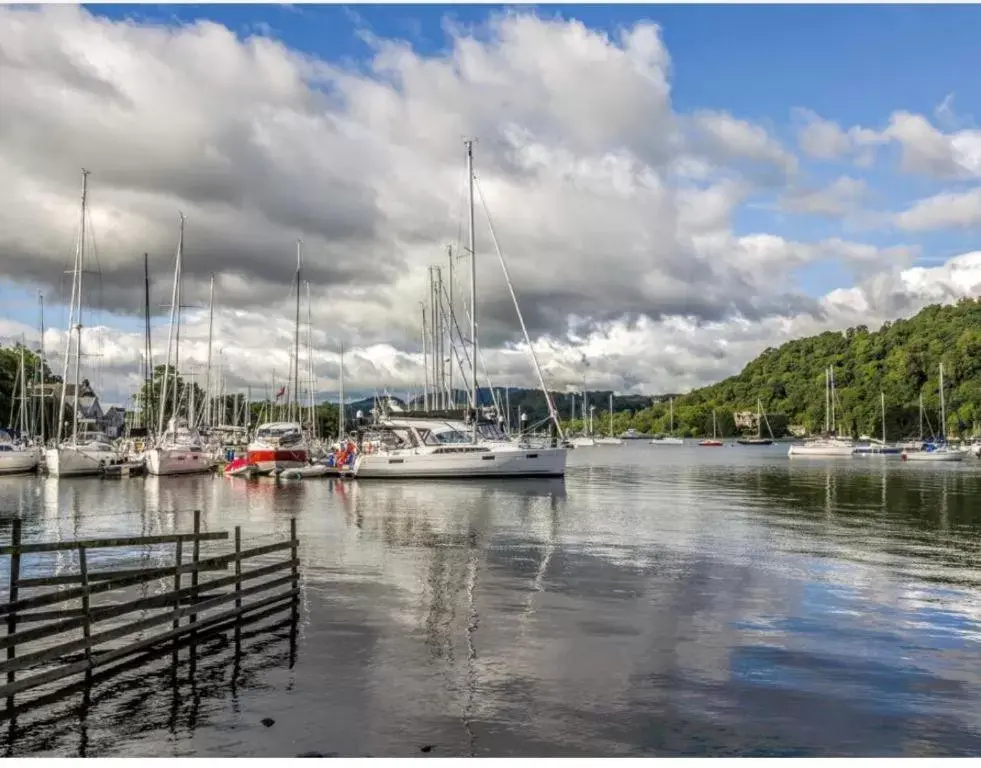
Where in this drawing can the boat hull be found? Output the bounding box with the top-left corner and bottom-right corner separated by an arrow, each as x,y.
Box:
0,450 -> 40,475
737,439 -> 773,446
699,440 -> 723,447
788,443 -> 855,457
594,438 -> 623,446
145,447 -> 214,476
902,450 -> 964,462
650,438 -> 684,446
45,446 -> 118,477
353,446 -> 566,479
247,449 -> 307,475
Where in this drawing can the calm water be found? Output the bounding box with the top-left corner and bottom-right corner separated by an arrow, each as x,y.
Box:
2,444 -> 981,756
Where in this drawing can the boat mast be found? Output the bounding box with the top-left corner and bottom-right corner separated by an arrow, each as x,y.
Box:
824,367 -> 830,435
420,302 -> 429,410
757,397 -> 762,439
171,216 -> 184,431
919,392 -> 924,440
292,239 -> 302,424
608,393 -> 614,436
157,215 -> 182,437
880,391 -> 886,443
205,272 -> 215,428
939,362 -> 947,442
38,292 -> 46,444
18,345 -> 26,437
143,253 -> 153,432
447,245 -> 454,408
338,344 -> 346,441
306,281 -> 316,438
466,138 -> 478,443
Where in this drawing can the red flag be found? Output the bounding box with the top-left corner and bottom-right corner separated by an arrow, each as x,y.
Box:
275,385 -> 286,400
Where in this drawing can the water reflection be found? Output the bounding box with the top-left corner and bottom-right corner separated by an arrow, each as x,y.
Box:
1,448 -> 981,755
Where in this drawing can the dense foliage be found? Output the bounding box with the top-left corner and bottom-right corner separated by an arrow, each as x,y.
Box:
0,343 -> 60,433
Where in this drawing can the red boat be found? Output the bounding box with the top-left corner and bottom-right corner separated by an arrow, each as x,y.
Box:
224,457 -> 254,476
246,422 -> 308,475
699,439 -> 723,447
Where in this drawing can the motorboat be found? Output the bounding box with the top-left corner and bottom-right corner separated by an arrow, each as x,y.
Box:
247,421 -> 308,475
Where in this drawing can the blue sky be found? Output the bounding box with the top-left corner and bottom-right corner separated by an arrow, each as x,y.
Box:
5,4 -> 981,331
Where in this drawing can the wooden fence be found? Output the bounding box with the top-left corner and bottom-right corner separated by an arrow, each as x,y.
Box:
0,511 -> 300,715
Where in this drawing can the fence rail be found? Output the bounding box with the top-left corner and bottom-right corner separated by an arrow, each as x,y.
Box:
0,512 -> 300,712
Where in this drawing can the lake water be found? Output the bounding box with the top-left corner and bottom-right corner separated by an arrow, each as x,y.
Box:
2,443 -> 981,756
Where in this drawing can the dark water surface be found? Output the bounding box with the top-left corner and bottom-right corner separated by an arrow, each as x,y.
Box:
2,444 -> 981,756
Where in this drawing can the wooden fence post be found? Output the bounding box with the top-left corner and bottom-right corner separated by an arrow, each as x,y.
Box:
234,526 -> 242,651
6,519 -> 21,700
78,547 -> 92,668
290,518 -> 298,626
172,539 -> 183,635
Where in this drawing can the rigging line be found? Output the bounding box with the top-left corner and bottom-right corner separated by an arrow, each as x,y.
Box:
473,175 -> 564,440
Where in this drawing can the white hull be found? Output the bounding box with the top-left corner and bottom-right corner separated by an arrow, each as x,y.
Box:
354,445 -> 566,479
0,449 -> 40,475
903,450 -> 964,463
145,447 -> 214,476
788,442 -> 855,458
595,437 -> 623,446
45,446 -> 119,477
650,437 -> 684,446
280,464 -> 332,479
570,437 -> 595,447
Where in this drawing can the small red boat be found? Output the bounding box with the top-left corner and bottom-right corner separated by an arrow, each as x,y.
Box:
699,439 -> 723,447
224,457 -> 254,477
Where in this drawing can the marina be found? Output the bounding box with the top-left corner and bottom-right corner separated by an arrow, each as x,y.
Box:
2,445 -> 981,756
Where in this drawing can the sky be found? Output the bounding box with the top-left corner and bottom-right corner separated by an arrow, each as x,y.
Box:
3,3 -> 981,407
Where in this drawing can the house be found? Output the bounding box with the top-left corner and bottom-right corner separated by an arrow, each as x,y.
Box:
103,406 -> 127,439
30,379 -> 106,435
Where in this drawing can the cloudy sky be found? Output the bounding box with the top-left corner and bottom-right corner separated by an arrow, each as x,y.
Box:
3,4 -> 981,407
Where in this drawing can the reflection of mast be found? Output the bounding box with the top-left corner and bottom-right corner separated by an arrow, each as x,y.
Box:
463,530 -> 479,757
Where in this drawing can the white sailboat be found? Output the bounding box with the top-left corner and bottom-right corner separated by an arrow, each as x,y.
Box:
0,347 -> 40,475
853,392 -> 901,457
146,215 -> 214,476
903,363 -> 963,463
595,393 -> 623,445
45,170 -> 123,477
788,366 -> 854,457
352,141 -> 567,479
570,368 -> 595,447
651,398 -> 683,445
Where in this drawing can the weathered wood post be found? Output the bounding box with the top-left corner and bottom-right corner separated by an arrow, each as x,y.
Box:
234,525 -> 242,652
78,546 -> 93,672
290,518 -> 299,623
6,519 -> 21,704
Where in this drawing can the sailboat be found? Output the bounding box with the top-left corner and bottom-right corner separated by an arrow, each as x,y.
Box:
570,371 -> 595,447
699,410 -> 723,447
650,398 -> 683,445
45,170 -> 123,477
737,398 -> 774,446
145,215 -> 214,476
247,240 -> 310,475
903,363 -> 963,463
351,140 -> 567,478
0,347 -> 40,475
788,366 -> 855,457
853,392 -> 901,456
595,393 -> 623,445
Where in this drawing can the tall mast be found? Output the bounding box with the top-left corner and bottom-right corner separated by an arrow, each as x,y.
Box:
447,245 -> 454,407
171,217 -> 184,428
824,367 -> 830,434
609,392 -> 613,436
420,303 -> 429,410
18,345 -> 26,436
830,366 -> 836,434
919,392 -> 924,440
143,253 -> 153,431
205,272 -> 215,427
157,214 -> 183,437
939,362 -> 947,441
880,391 -> 886,443
306,280 -> 316,438
338,344 -> 346,440
57,170 -> 90,445
292,239 -> 302,423
466,138 -> 478,442
38,292 -> 46,444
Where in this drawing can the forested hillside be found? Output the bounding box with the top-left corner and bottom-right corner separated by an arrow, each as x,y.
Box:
628,298 -> 981,439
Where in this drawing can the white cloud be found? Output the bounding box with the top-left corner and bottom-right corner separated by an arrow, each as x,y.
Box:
780,175 -> 867,218
0,6 -> 969,407
792,108 -> 881,165
894,188 -> 981,232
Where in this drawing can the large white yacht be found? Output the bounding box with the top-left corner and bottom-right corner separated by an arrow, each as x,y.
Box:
46,421 -> 121,477
0,431 -> 40,475
351,412 -> 566,479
